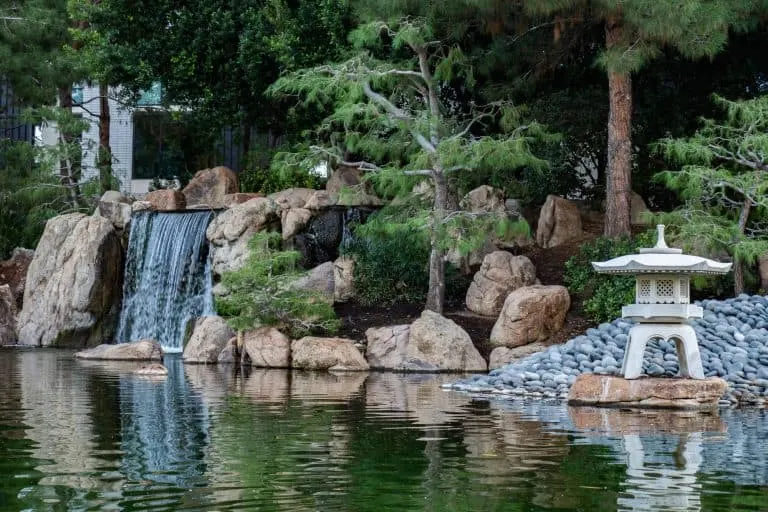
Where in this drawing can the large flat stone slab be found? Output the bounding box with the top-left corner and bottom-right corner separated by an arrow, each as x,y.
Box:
568,374 -> 727,409
75,340 -> 162,361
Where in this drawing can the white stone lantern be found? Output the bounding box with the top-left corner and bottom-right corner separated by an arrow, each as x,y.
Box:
592,225 -> 732,380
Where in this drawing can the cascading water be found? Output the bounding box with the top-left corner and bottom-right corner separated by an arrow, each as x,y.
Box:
116,211 -> 215,352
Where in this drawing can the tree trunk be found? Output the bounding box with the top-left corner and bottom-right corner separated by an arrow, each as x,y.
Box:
98,82 -> 112,193
604,19 -> 633,238
734,197 -> 752,296
425,170 -> 447,314
57,86 -> 84,209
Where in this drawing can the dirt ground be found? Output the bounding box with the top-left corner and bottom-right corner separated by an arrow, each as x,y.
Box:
335,216 -> 603,358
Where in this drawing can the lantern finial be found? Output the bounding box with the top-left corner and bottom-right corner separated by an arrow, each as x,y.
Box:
655,224 -> 668,249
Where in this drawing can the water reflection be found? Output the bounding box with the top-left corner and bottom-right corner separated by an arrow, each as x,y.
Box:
569,407 -> 725,512
1,351 -> 767,510
118,357 -> 209,488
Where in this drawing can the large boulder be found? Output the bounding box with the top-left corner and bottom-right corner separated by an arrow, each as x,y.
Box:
291,261 -> 335,300
490,285 -> 570,348
131,200 -> 153,213
145,189 -> 186,211
304,190 -> 335,210
291,336 -> 369,371
333,256 -> 355,302
206,197 -> 280,276
100,190 -> 131,204
183,316 -> 235,364
535,195 -> 583,248
282,208 -> 313,240
326,166 -> 363,196
0,247 -> 33,309
217,337 -> 239,364
96,199 -> 132,231
16,214 -> 123,347
0,285 -> 16,345
267,188 -> 315,210
74,339 -> 163,361
380,310 -> 488,372
465,251 -> 537,316
223,193 -> 263,207
365,324 -> 411,369
630,191 -> 651,226
242,327 -> 291,368
460,185 -> 506,214
182,166 -> 239,208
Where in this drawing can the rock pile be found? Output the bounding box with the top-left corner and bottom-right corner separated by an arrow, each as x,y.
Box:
446,294 -> 768,406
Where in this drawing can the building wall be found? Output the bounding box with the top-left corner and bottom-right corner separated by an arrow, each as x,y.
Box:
75,84 -> 134,193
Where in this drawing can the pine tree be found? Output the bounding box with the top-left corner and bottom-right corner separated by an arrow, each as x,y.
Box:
528,0 -> 758,238
269,18 -> 550,313
657,95 -> 768,295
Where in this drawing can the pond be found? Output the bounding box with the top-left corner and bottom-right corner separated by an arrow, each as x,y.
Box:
0,350 -> 766,511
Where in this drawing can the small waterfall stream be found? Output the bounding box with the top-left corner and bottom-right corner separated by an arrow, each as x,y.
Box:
116,211 -> 215,352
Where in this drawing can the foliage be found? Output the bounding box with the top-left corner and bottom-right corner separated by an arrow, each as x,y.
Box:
0,0 -> 78,105
0,140 -> 71,258
240,144 -> 325,194
342,214 -> 431,306
564,233 -> 654,323
342,210 -> 472,306
269,17 -> 551,312
216,232 -> 340,337
83,0 -> 353,134
655,94 -> 768,294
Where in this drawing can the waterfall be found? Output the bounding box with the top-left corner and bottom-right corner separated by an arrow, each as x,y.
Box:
116,211 -> 215,352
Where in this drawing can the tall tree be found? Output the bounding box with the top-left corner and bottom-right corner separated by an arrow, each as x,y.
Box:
528,0 -> 758,237
270,19 -> 548,313
86,0 -> 353,139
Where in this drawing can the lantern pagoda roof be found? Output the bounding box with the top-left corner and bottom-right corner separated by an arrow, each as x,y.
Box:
591,225 -> 732,276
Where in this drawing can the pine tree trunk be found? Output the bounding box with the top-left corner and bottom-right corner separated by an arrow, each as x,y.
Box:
57,86 -> 84,209
604,19 -> 632,238
98,82 -> 112,193
425,171 -> 446,314
734,197 -> 752,296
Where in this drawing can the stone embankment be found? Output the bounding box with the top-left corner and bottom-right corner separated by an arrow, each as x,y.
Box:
446,294 -> 768,406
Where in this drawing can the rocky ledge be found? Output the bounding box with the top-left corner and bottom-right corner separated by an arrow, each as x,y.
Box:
446,294 -> 768,406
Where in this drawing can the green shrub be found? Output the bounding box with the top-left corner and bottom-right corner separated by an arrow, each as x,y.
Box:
216,232 -> 339,337
342,212 -> 470,306
342,218 -> 431,306
564,232 -> 654,323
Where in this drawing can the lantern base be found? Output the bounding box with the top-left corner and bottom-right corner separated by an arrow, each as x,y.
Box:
568,374 -> 727,409
622,323 -> 704,380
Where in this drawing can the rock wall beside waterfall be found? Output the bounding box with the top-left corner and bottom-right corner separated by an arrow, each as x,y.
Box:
17,214 -> 123,347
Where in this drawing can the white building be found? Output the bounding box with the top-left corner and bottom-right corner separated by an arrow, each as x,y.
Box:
39,82 -> 181,196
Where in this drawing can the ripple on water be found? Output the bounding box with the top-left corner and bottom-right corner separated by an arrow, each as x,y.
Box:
0,350 -> 765,510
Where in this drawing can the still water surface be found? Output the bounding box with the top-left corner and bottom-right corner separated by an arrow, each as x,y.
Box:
0,350 -> 767,511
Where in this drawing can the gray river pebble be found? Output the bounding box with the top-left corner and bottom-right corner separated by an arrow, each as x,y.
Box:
449,295 -> 768,405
